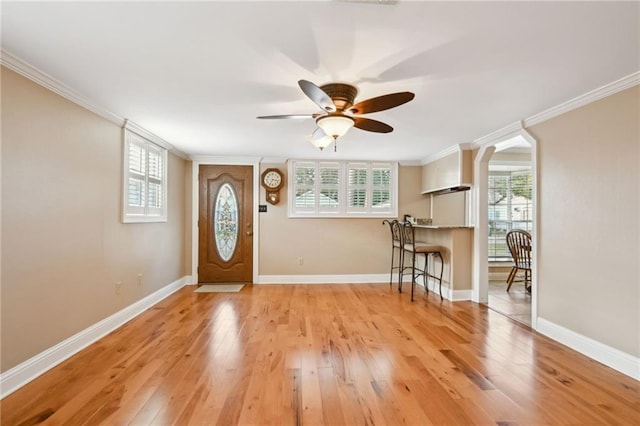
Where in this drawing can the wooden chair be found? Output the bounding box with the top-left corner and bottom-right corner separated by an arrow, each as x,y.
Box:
506,230 -> 532,292
399,221 -> 445,301
382,219 -> 403,290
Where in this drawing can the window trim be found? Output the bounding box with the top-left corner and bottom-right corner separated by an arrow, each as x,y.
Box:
287,160 -> 397,218
122,129 -> 168,223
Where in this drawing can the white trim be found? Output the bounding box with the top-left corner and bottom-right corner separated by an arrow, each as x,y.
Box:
524,71 -> 640,128
260,157 -> 288,164
398,160 -> 422,166
0,275 -> 191,399
0,49 -> 187,160
190,155 -> 262,165
1,50 -> 123,126
474,122 -> 525,148
191,159 -> 260,285
123,119 -> 174,153
537,318 -> 640,380
257,274 -> 389,284
414,275 -> 472,301
472,72 -> 640,148
420,143 -> 474,166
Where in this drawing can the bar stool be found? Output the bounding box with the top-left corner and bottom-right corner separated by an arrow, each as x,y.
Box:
382,219 -> 403,290
400,221 -> 445,301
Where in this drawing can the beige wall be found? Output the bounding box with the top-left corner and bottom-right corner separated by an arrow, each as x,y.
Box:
1,68 -> 188,371
258,164 -> 426,275
528,86 -> 639,357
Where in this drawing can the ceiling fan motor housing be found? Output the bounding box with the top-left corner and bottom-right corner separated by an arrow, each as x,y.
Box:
320,83 -> 358,111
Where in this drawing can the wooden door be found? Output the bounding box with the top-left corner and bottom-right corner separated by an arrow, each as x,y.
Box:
198,165 -> 253,283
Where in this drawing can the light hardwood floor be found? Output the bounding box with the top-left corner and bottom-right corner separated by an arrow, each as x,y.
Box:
487,280 -> 532,326
1,284 -> 639,425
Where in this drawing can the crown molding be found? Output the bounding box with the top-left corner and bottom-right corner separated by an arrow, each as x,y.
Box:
1,49 -> 187,159
420,143 -> 474,166
124,119 -> 178,155
1,49 -> 124,126
190,155 -> 262,165
398,159 -> 422,166
260,157 -> 288,165
524,71 -> 640,128
473,121 -> 525,148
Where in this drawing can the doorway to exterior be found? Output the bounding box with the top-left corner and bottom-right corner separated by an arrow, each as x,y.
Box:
198,164 -> 254,284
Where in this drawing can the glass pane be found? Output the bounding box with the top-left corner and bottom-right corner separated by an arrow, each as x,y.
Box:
319,189 -> 339,208
349,189 -> 367,207
128,177 -> 145,207
320,167 -> 339,185
488,170 -> 532,259
372,168 -> 390,186
372,189 -> 390,207
148,182 -> 162,208
348,168 -> 368,185
148,150 -> 162,180
295,166 -> 315,185
128,143 -> 145,174
214,183 -> 238,262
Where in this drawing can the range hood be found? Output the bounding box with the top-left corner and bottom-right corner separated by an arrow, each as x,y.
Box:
429,185 -> 471,196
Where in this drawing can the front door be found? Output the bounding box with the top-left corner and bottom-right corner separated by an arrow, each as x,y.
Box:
198,165 -> 253,283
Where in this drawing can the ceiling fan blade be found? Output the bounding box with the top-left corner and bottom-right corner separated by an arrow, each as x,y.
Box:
353,117 -> 393,133
298,80 -> 336,112
349,92 -> 415,114
256,114 -> 315,119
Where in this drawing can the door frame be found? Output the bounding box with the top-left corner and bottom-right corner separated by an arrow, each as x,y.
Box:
472,124 -> 538,330
191,156 -> 261,284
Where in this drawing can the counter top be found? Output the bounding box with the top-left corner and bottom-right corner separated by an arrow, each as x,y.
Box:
412,225 -> 473,229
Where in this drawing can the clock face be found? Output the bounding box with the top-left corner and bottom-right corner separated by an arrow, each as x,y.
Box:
263,170 -> 282,189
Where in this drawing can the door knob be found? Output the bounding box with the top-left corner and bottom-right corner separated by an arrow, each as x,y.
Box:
246,231 -> 253,236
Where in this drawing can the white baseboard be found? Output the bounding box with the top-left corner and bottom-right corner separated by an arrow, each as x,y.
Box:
488,272 -> 510,281
257,274 -> 389,284
536,318 -> 640,380
0,275 -> 192,399
404,275 -> 471,301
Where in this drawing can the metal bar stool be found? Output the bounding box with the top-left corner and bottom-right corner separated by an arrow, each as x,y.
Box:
400,221 -> 445,301
382,219 -> 403,290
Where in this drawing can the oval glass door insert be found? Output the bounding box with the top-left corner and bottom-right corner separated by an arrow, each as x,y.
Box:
214,183 -> 239,262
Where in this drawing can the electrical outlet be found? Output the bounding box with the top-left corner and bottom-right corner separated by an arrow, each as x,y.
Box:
137,274 -> 143,286
115,282 -> 122,295
297,257 -> 304,266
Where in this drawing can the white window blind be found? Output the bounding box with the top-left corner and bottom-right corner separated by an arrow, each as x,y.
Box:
289,160 -> 396,218
123,130 -> 168,223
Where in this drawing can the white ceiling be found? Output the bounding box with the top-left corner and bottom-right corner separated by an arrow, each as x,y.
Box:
2,1 -> 638,162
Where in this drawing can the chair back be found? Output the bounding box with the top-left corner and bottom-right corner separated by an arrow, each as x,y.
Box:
400,221 -> 416,249
383,219 -> 402,247
506,230 -> 532,269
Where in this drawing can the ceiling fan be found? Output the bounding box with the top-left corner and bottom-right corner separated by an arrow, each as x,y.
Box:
257,80 -> 415,151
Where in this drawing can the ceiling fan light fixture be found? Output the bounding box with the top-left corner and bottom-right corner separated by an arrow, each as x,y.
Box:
307,132 -> 334,151
316,115 -> 355,139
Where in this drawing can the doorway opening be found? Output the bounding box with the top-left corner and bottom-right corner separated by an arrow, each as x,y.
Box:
472,130 -> 538,329
486,142 -> 532,325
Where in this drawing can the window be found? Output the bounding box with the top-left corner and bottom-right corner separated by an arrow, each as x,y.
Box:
488,169 -> 532,259
123,130 -> 168,222
289,160 -> 396,217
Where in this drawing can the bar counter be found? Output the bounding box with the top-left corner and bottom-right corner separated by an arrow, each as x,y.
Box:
412,225 -> 473,300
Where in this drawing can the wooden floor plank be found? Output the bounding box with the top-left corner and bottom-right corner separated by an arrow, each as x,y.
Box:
1,284 -> 639,425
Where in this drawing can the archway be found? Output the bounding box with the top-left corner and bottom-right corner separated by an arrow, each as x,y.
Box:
472,128 -> 538,329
